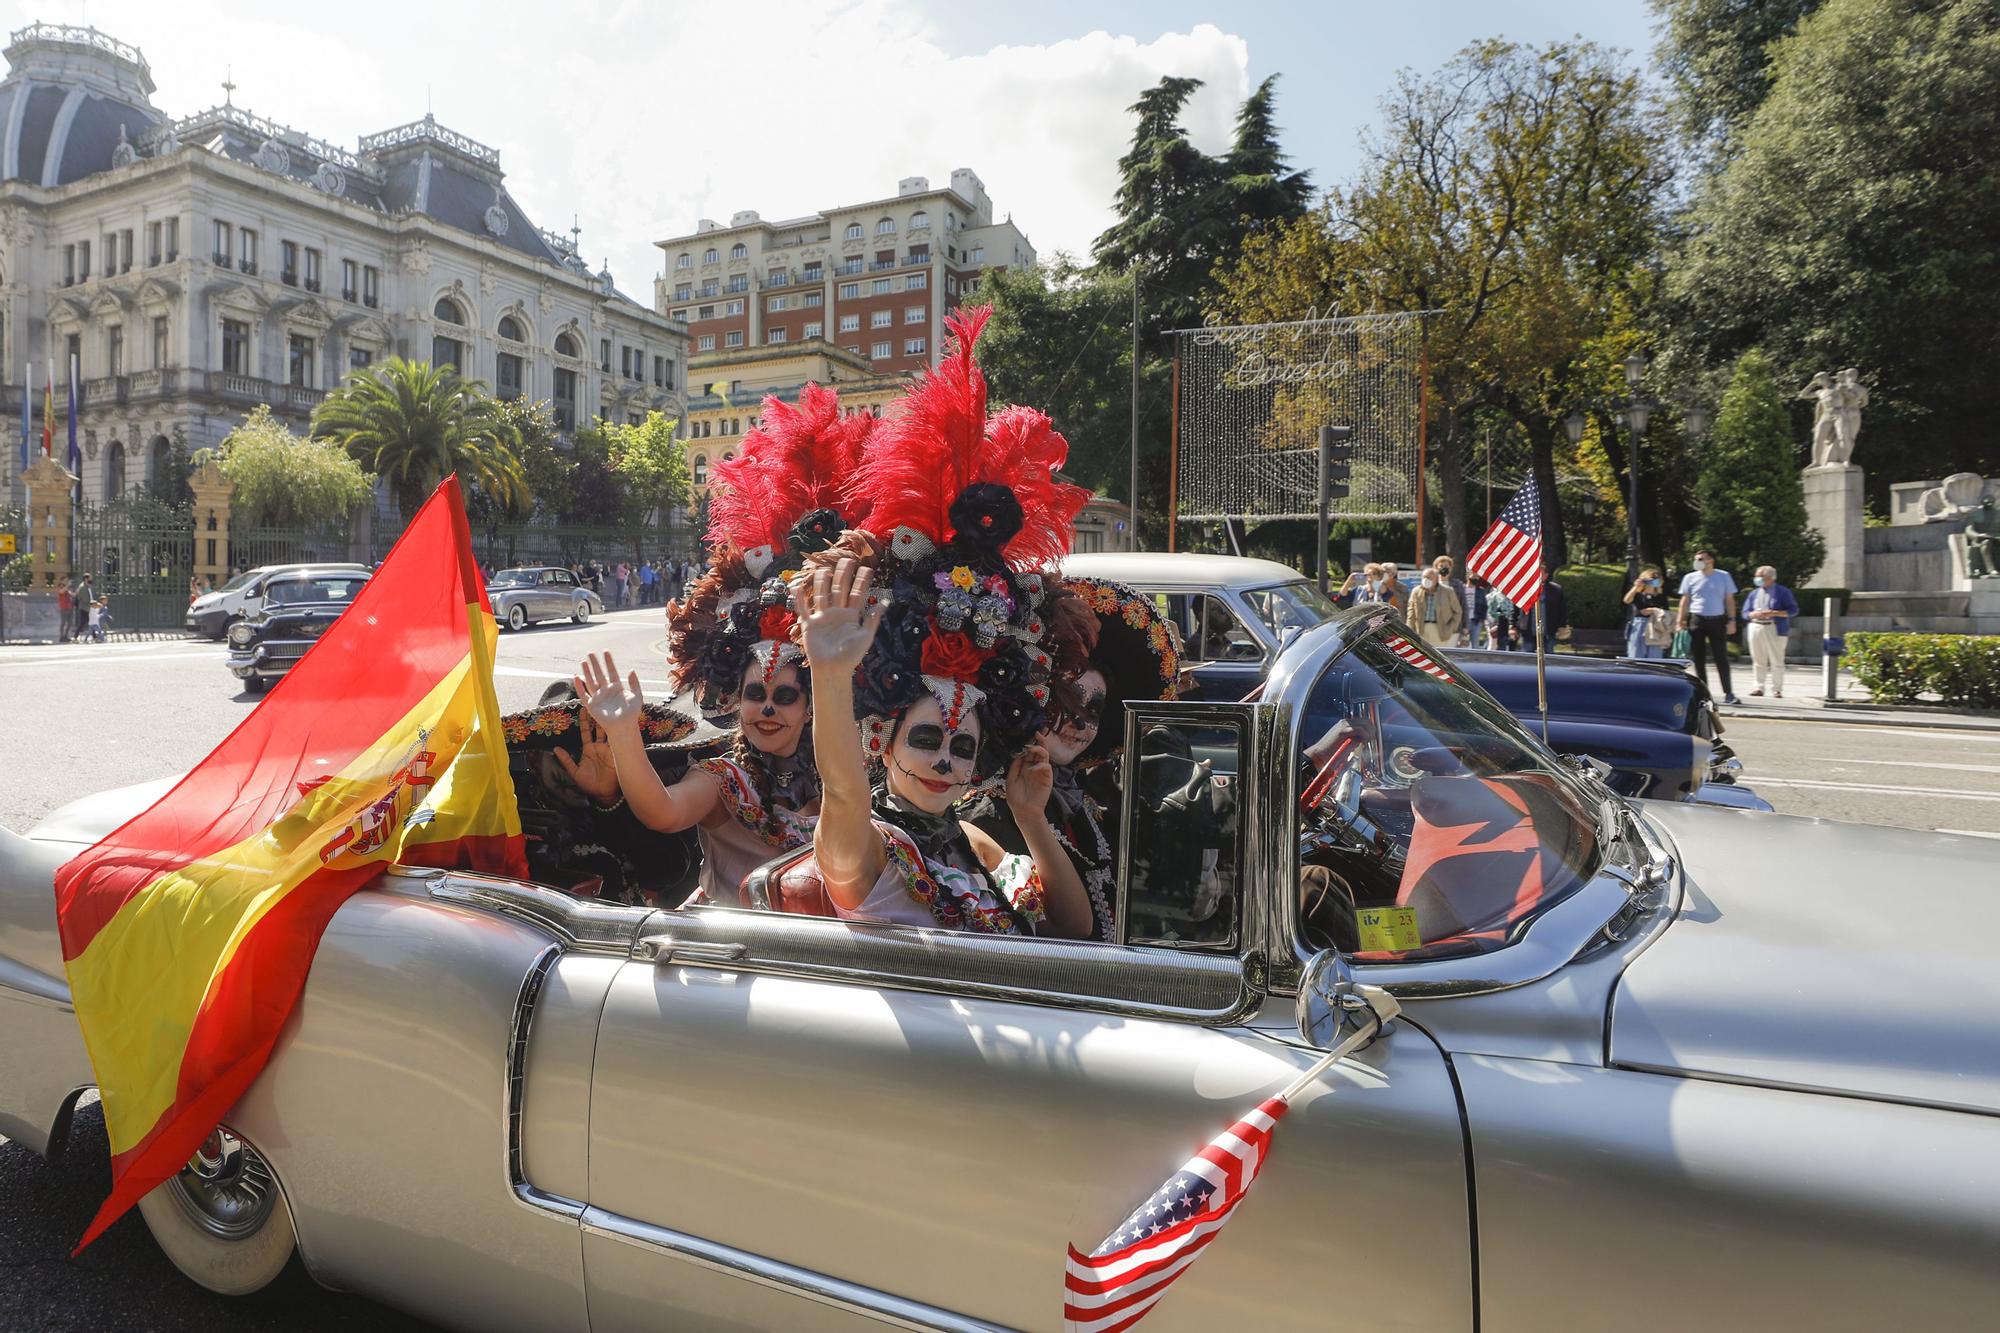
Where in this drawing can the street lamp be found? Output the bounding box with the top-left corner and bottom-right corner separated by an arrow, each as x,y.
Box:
1562,410 -> 1587,448
1623,351 -> 1647,391
1683,404 -> 1712,438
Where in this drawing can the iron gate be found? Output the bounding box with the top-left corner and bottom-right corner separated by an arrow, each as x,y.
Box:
73,497 -> 194,630
231,520 -> 356,573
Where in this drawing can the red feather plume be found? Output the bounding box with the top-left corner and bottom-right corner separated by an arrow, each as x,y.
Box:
706,382 -> 876,552
853,306 -> 1091,569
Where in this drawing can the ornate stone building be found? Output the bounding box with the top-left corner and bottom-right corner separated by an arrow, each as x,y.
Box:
0,23 -> 687,508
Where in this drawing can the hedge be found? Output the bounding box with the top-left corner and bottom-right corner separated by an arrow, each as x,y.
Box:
1555,565 -> 1627,630
1845,632 -> 2000,708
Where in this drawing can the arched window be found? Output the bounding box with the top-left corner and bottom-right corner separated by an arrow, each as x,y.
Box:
910,211 -> 928,230
555,330 -> 581,358
703,247 -> 718,264
104,440 -> 126,498
497,314 -> 525,342
844,223 -> 863,240
730,242 -> 747,260
675,253 -> 691,269
691,455 -> 708,487
721,450 -> 736,462
434,296 -> 465,324
876,217 -> 896,235
148,434 -> 171,489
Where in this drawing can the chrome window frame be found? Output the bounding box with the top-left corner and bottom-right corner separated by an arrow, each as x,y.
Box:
1261,615 -> 1677,999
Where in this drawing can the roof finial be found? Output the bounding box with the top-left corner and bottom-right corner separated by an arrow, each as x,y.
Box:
570,215 -> 581,249
221,67 -> 235,107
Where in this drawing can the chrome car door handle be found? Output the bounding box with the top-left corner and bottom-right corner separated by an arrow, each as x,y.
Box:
637,935 -> 746,967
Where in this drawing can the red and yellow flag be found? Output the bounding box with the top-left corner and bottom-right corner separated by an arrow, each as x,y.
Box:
52,475 -> 524,1250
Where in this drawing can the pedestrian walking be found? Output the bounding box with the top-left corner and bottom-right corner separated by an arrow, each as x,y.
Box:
1741,564 -> 1800,698
1464,573 -> 1490,649
56,577 -> 74,643
1675,549 -> 1740,704
1487,587 -> 1518,650
86,597 -> 108,642
1407,566 -> 1464,647
74,573 -> 94,641
1622,566 -> 1672,658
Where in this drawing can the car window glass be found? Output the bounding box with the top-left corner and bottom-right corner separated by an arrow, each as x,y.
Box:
218,570 -> 258,594
1242,582 -> 1336,649
1121,717 -> 1242,949
1296,626 -> 1604,964
553,570 -> 574,585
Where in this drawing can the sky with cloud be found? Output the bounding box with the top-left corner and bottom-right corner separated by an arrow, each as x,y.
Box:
8,0 -> 1656,293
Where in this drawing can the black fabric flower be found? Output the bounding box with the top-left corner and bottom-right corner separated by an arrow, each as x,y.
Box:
855,652 -> 922,719
788,507 -> 844,554
948,483 -> 1024,554
979,651 -> 1022,692
728,597 -> 764,635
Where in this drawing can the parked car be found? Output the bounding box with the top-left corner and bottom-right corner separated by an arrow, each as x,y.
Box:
185,563 -> 369,640
4,608 -> 1994,1330
487,566 -> 602,631
1062,552 -> 1761,806
223,569 -> 371,693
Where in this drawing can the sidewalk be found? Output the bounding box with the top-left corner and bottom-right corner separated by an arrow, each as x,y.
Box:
1712,662 -> 2000,732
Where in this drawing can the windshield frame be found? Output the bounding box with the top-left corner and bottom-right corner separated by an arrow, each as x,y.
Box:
1263,610 -> 1673,999
489,569 -> 539,587
264,575 -> 369,607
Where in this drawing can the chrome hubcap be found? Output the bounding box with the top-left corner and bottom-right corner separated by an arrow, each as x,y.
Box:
167,1128 -> 277,1240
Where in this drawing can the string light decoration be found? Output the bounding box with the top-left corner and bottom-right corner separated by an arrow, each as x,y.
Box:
1175,312 -> 1432,522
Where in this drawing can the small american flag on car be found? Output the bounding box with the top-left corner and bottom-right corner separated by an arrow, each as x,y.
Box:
1387,635 -> 1454,682
1063,1097 -> 1288,1333
1466,485 -> 1545,614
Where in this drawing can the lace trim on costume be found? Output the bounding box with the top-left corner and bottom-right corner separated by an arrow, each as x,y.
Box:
879,825 -> 1046,935
697,756 -> 813,850
1050,798 -> 1115,943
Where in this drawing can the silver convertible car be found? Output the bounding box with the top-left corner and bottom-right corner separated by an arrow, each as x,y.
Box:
488,566 -> 604,630
2,608 -> 1997,1331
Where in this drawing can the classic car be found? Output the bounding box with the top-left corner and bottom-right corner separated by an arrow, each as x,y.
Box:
1063,551 -> 1761,807
223,569 -> 372,694
185,562 -> 370,640
4,606 -> 1996,1332
489,566 -> 604,631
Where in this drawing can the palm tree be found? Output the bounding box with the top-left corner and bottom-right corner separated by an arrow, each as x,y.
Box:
312,357 -> 527,519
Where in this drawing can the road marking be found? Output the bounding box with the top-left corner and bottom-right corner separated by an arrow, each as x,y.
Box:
1814,758 -> 2000,776
1832,726 -> 2000,745
1752,776 -> 2000,803
1935,828 -> 2000,840
0,649 -> 221,668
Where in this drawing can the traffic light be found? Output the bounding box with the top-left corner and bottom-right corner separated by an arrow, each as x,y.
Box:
1318,425 -> 1354,503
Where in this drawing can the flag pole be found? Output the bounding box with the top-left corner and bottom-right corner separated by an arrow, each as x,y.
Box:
1275,993 -> 1400,1105
1535,598 -> 1549,744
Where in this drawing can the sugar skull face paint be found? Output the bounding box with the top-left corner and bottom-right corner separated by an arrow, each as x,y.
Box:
1040,668 -> 1106,767
735,660 -> 808,757
885,692 -> 982,814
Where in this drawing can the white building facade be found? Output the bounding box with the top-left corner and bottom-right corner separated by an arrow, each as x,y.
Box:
0,23 -> 687,508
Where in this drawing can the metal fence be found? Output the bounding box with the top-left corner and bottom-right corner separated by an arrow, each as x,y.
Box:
73,498 -> 195,629
459,521 -> 690,573
231,520 -> 358,574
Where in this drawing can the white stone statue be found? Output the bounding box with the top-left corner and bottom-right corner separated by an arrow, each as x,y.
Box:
1802,368 -> 1868,468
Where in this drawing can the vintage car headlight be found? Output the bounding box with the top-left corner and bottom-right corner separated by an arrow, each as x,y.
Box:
228,623 -> 258,648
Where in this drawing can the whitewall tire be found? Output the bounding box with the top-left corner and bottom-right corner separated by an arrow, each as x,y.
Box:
136,1126 -> 303,1297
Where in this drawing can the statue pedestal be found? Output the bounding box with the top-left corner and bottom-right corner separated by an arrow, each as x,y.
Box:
1803,464 -> 1864,590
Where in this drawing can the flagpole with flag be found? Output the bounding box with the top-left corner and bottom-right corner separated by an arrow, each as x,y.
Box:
52,475 -> 525,1252
18,360 -> 29,476
42,357 -> 54,460
66,352 -> 79,476
1465,484 -> 1550,743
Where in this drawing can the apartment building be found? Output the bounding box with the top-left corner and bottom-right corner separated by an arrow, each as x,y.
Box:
654,170 -> 1033,379
681,341 -> 912,494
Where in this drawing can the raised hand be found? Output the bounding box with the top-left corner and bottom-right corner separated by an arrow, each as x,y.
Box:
1006,743 -> 1055,819
573,651 -> 646,734
554,709 -> 621,803
796,557 -> 884,674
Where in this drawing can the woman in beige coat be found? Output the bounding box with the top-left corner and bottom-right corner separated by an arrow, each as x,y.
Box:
1406,568 -> 1464,646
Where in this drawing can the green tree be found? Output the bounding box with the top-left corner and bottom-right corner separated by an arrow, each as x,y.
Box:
1650,0 -> 1825,158
1664,0 -> 2000,488
210,406 -> 374,527
312,358 -> 526,519
479,397 -> 570,523
561,422 -> 627,526
1689,349 -> 1825,585
606,411 -> 690,528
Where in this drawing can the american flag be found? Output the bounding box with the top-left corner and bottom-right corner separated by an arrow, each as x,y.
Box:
1063,1097 -> 1288,1333
1387,635 -> 1454,682
1466,486 -> 1545,614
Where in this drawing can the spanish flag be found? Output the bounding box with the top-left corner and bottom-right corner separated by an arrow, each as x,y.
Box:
52,476 -> 524,1250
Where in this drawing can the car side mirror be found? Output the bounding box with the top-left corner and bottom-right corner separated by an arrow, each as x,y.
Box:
1297,949 -> 1400,1051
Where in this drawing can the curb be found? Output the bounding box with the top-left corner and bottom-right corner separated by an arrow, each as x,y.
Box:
1718,703 -> 2000,732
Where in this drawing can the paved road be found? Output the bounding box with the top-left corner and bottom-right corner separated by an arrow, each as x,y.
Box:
2,617 -> 1996,1327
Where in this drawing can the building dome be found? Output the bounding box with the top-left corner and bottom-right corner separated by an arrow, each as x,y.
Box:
0,23 -> 161,188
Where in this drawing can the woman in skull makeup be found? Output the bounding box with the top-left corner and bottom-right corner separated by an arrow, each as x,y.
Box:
569,384 -> 874,904
962,578 -> 1180,941
795,308 -> 1096,936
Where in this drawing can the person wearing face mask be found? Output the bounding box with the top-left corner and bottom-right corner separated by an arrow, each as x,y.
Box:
963,580 -> 1181,941
795,308 -> 1096,937
1675,549 -> 1740,704
1406,567 -> 1464,647
1740,564 -> 1799,698
1622,566 -> 1672,659
1376,561 -> 1407,614
572,384 -> 878,905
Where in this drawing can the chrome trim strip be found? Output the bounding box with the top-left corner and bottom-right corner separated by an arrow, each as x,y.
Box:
579,1207 -> 1011,1333
417,870 -> 658,956
502,941 -> 588,1224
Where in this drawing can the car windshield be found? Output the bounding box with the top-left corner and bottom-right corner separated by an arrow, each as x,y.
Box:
267,576 -> 368,606
1242,580 -> 1338,648
490,569 -> 538,587
217,570 -> 259,594
1296,621 -> 1604,962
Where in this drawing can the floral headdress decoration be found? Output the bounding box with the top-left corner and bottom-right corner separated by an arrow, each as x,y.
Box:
831,306 -> 1092,774
667,383 -> 875,722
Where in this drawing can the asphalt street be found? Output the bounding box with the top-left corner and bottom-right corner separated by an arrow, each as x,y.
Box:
1,611 -> 1996,1328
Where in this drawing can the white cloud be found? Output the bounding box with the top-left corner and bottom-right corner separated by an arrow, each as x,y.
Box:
12,1 -> 1247,292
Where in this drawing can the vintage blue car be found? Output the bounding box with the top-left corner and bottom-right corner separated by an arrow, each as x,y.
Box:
1062,553 -> 1759,807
